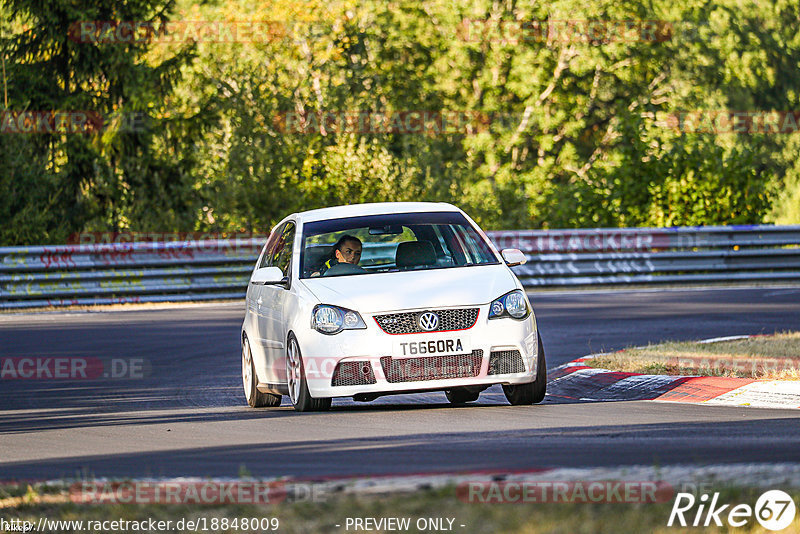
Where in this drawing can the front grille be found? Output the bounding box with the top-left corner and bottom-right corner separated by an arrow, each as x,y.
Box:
374,308 -> 479,335
332,361 -> 376,386
488,350 -> 525,375
380,350 -> 483,383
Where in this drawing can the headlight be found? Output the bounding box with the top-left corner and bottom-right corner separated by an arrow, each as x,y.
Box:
312,305 -> 367,335
488,290 -> 529,320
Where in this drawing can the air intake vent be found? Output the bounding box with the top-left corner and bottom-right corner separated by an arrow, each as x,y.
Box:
488,350 -> 525,375
380,350 -> 483,383
332,361 -> 376,386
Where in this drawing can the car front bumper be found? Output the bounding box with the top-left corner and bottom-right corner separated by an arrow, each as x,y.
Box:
298,304 -> 540,399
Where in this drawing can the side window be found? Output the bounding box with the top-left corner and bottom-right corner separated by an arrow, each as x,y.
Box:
260,222 -> 295,276
258,227 -> 282,269
257,222 -> 295,275
273,222 -> 295,277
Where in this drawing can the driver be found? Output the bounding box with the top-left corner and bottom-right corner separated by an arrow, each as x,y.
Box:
314,235 -> 362,276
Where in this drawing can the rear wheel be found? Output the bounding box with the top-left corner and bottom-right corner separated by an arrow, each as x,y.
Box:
503,335 -> 547,405
242,335 -> 281,408
286,334 -> 331,412
445,388 -> 480,404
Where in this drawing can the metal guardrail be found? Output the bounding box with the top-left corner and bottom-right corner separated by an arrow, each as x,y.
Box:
0,239 -> 262,309
1,225 -> 799,309
490,225 -> 800,287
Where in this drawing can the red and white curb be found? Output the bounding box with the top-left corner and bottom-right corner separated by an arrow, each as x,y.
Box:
548,336 -> 800,409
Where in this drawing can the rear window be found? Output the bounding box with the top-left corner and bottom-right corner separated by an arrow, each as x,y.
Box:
300,211 -> 499,279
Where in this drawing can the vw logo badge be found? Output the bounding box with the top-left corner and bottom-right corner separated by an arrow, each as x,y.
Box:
418,312 -> 439,331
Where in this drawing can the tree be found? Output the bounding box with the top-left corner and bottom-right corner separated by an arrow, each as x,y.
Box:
0,0 -> 200,244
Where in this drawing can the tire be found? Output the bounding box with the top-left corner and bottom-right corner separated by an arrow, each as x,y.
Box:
445,388 -> 480,404
502,334 -> 547,405
286,334 -> 332,412
242,335 -> 281,408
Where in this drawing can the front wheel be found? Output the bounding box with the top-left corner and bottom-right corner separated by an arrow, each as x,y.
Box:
502,334 -> 547,405
242,336 -> 281,408
286,334 -> 331,412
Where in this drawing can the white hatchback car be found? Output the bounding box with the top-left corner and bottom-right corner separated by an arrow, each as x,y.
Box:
241,202 -> 545,411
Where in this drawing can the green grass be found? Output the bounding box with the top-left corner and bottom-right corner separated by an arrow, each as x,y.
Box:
587,332 -> 800,379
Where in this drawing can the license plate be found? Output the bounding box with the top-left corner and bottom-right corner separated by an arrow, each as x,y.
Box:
393,336 -> 470,358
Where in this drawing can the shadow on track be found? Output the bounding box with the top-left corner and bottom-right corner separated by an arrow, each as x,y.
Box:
3,416 -> 800,480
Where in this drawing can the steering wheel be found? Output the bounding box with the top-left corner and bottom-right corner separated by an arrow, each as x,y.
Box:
321,262 -> 368,277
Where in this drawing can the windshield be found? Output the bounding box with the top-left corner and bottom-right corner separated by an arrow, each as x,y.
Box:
300,211 -> 499,279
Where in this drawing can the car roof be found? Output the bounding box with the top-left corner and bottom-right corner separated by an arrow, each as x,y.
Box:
292,202 -> 462,224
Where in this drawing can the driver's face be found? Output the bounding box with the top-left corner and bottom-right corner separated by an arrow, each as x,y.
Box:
335,241 -> 362,265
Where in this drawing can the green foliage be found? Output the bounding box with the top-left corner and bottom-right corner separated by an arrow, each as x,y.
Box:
0,0 -> 199,243
2,0 -> 800,243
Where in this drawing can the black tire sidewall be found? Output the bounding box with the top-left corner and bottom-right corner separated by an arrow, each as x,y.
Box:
503,334 -> 547,405
244,336 -> 281,408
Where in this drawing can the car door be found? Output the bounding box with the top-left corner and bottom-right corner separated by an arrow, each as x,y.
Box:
254,221 -> 295,383
247,231 -> 279,366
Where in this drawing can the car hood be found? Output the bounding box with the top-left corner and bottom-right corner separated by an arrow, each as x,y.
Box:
300,264 -> 518,314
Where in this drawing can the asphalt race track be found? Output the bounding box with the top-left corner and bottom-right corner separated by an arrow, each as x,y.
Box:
1,286 -> 800,480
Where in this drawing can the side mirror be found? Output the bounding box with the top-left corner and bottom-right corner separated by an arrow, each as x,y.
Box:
251,266 -> 288,286
501,248 -> 527,267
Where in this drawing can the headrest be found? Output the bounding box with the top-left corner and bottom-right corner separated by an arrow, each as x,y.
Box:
395,241 -> 436,268
304,245 -> 333,272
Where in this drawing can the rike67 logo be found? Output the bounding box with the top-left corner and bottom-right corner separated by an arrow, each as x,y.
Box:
668,490 -> 797,531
